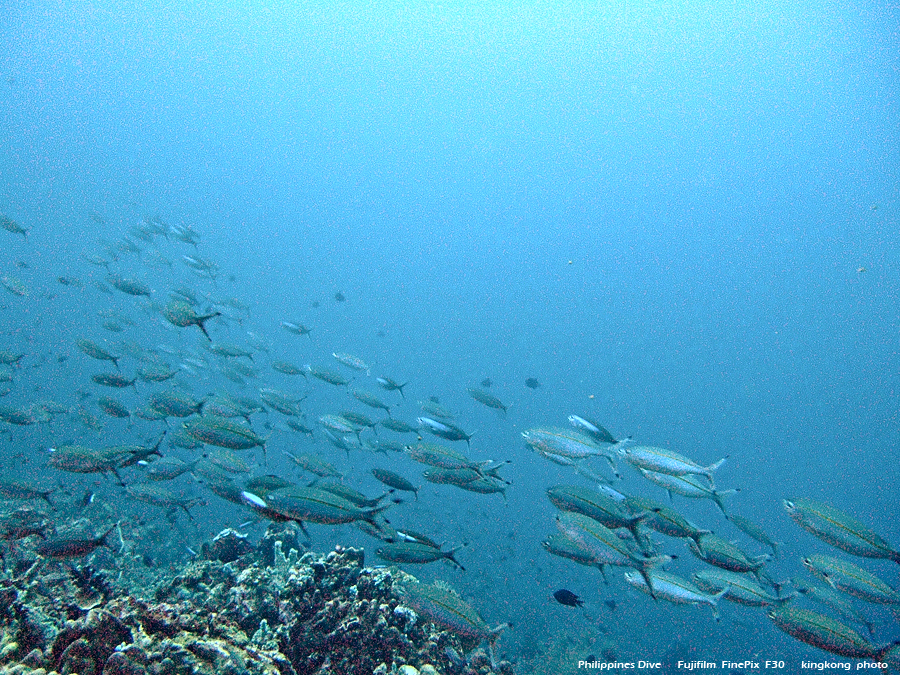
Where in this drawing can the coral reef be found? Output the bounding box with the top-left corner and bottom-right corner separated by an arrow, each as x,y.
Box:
0,525 -> 514,675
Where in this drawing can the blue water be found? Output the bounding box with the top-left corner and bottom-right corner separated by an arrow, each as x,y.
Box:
1,1 -> 898,672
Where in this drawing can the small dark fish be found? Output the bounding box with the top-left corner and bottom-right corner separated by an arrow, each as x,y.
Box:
525,378 -> 541,389
334,291 -> 346,302
481,378 -> 492,388
35,525 -> 116,559
553,589 -> 584,607
604,599 -> 617,611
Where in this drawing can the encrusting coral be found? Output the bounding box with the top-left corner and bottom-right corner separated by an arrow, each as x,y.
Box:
0,525 -> 513,675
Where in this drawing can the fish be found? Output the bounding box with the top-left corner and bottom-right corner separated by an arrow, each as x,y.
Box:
244,475 -> 296,496
365,438 -> 406,454
0,214 -> 28,238
204,448 -> 251,474
76,338 -> 121,370
105,274 -> 151,297
618,445 -> 726,486
334,291 -> 346,302
350,388 -> 392,416
792,577 -> 877,637
444,475 -> 509,498
1,275 -> 28,297
183,415 -> 267,452
97,395 -> 131,418
316,482 -> 390,508
127,483 -> 203,517
547,485 -> 652,542
423,466 -> 487,486
0,405 -> 37,426
208,342 -> 254,360
405,443 -> 482,472
728,514 -> 780,557
102,320 -> 124,333
466,387 -> 508,413
556,511 -> 674,596
621,494 -> 709,543
340,411 -> 378,433
0,480 -> 54,507
802,554 -> 900,605
524,377 -> 540,389
332,352 -> 371,373
376,376 -> 408,398
481,378 -> 492,388
260,388 -> 304,416
636,468 -> 736,517
271,360 -> 305,375
390,529 -> 442,548
522,426 -> 620,476
145,456 -> 196,481
283,452 -> 343,479
181,254 -> 219,279
376,541 -> 465,570
371,468 -> 419,499
379,418 -> 418,434
767,606 -> 898,661
148,391 -> 205,418
168,223 -> 201,247
784,497 -> 900,565
305,365 -> 351,386
137,363 -> 178,382
259,487 -> 389,526
624,569 -> 729,620
36,525 -> 117,559
693,569 -> 795,607
281,321 -> 312,337
417,417 -> 473,446
395,582 -> 508,666
522,426 -> 612,461
567,415 -> 619,444
552,589 -> 583,607
418,399 -> 455,419
0,351 -> 25,366
49,445 -> 132,482
162,300 -> 221,340
319,414 -> 363,436
91,373 -> 137,389
542,533 -> 607,572
686,532 -> 769,575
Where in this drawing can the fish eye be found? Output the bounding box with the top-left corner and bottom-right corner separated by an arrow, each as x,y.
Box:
784,500 -> 794,508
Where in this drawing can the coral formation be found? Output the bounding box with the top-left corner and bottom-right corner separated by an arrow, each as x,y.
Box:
0,525 -> 513,675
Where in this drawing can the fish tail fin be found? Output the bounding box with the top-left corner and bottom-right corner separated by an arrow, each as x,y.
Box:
446,546 -> 466,571
705,457 -> 728,473
41,491 -> 55,509
712,585 -> 730,604
99,524 -> 118,549
151,432 -> 167,455
638,568 -> 658,600
713,488 -> 739,517
775,591 -> 799,606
